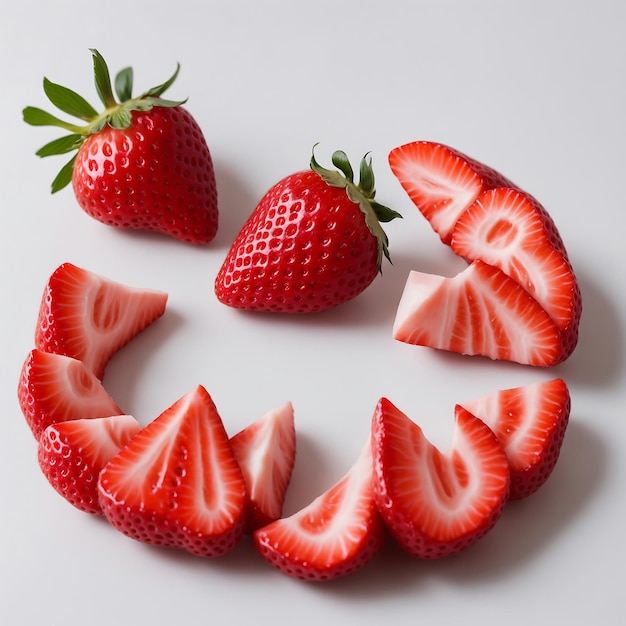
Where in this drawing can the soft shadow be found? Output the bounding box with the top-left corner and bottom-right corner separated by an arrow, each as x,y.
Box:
555,266 -> 625,389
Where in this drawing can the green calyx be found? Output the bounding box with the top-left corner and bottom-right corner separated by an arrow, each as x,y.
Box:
310,145 -> 402,271
22,49 -> 186,193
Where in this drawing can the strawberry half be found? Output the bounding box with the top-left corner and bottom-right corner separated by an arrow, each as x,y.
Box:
460,378 -> 571,499
17,349 -> 122,440
97,385 -> 247,558
35,262 -> 168,379
214,147 -> 401,313
371,398 -> 510,559
388,141 -> 515,244
230,402 -> 296,532
451,187 -> 582,354
38,415 -> 141,514
23,49 -> 218,245
393,260 -> 564,366
253,441 -> 385,581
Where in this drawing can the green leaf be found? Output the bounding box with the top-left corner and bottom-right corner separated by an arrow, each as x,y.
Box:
109,108 -> 132,130
331,150 -> 354,182
90,48 -> 117,108
22,106 -> 84,132
114,67 -> 134,102
50,154 -> 77,193
145,63 -> 180,97
36,134 -> 82,157
43,77 -> 98,121
371,201 -> 403,223
358,154 -> 375,197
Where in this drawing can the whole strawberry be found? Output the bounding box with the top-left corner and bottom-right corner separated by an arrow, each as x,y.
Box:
214,147 -> 401,313
23,49 -> 218,245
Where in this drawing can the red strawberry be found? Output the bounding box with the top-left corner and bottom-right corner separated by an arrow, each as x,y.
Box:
393,260 -> 565,366
35,262 -> 168,379
388,141 -> 515,244
451,187 -> 581,352
460,378 -> 571,499
17,349 -> 122,439
23,49 -> 218,244
371,398 -> 510,559
97,385 -> 247,558
214,147 -> 401,313
38,415 -> 141,514
253,441 -> 385,581
229,402 -> 296,532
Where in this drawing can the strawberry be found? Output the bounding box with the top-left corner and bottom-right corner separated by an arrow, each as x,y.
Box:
17,349 -> 122,440
229,402 -> 296,532
460,378 -> 571,499
214,146 -> 401,313
371,398 -> 510,559
451,187 -> 582,353
97,385 -> 247,558
35,262 -> 168,379
23,49 -> 218,244
388,141 -> 515,244
253,441 -> 385,581
393,260 -> 565,366
38,415 -> 141,514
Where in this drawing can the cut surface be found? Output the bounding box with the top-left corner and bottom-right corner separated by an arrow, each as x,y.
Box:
371,398 -> 510,559
17,349 -> 122,439
98,385 -> 247,558
230,401 -> 296,531
253,441 -> 385,581
460,378 -> 571,499
35,262 -> 168,379
393,260 -> 564,366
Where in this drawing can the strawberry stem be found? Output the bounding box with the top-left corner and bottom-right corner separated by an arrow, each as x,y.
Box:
310,145 -> 402,271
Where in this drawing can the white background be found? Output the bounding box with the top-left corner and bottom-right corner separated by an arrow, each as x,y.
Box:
1,1 -> 624,624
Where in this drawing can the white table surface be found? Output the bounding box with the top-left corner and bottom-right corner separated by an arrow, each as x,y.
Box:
1,1 -> 624,624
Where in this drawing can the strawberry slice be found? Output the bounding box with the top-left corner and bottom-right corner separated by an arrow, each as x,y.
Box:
388,141 -> 515,244
97,385 -> 247,558
38,415 -> 141,514
253,441 -> 385,581
392,260 -> 565,366
371,398 -> 510,559
460,378 -> 571,499
451,187 -> 582,349
17,349 -> 122,439
230,402 -> 296,532
35,262 -> 168,379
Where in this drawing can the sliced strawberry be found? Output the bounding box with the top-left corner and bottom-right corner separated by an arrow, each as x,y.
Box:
393,260 -> 565,366
35,262 -> 168,379
230,402 -> 296,532
371,398 -> 510,559
38,415 -> 141,514
460,378 -> 571,499
451,187 -> 582,348
253,441 -> 385,581
17,349 -> 122,439
388,141 -> 515,244
97,385 -> 247,558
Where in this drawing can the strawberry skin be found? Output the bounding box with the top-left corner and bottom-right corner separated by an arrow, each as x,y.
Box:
460,378 -> 571,499
35,262 -> 168,379
17,349 -> 122,440
253,441 -> 385,581
230,402 -> 296,532
371,398 -> 510,559
72,105 -> 218,244
215,149 -> 400,313
451,187 -> 582,356
393,260 -> 565,366
97,385 -> 247,558
38,415 -> 141,514
388,141 -> 515,244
